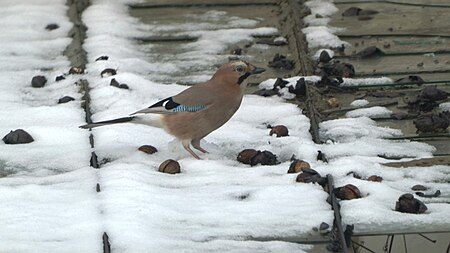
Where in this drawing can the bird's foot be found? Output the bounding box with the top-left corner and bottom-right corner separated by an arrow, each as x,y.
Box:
182,140 -> 201,159
193,145 -> 208,154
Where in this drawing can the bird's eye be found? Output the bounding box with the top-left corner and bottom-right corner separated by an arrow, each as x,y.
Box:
236,65 -> 244,72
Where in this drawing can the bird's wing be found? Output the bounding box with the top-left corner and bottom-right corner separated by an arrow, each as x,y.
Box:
130,85 -> 216,115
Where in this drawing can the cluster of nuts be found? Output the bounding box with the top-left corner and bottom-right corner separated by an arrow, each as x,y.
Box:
237,149 -> 279,166
288,158 -> 326,186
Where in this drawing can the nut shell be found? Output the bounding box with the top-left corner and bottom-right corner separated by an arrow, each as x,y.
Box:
327,98 -> 339,108
287,159 -> 310,173
334,184 -> 361,200
69,66 -> 84,75
395,193 -> 427,214
58,96 -> 75,104
158,159 -> 181,174
138,145 -> 158,154
296,169 -> 325,185
367,175 -> 383,182
269,125 -> 289,137
251,150 -> 278,166
101,68 -> 117,77
411,185 -> 427,191
31,75 -> 47,88
237,149 -> 258,165
2,129 -> 34,144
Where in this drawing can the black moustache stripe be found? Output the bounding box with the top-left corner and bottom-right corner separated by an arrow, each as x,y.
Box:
237,72 -> 251,84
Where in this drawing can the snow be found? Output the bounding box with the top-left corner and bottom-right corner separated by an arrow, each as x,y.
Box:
320,117 -> 401,142
346,106 -> 393,119
84,6 -> 278,84
302,0 -> 348,49
439,102 -> 450,110
83,0 -> 331,252
302,26 -> 348,49
341,76 -> 393,87
0,169 -> 103,253
1,0 -> 449,252
0,1 -> 101,252
350,99 -> 370,107
335,164 -> 450,234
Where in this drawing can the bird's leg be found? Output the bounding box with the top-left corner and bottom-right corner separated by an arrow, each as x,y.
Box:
182,140 -> 201,159
191,139 -> 208,153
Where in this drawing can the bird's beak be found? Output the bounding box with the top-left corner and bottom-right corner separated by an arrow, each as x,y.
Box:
250,67 -> 266,75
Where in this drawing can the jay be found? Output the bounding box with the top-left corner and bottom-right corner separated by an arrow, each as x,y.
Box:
80,60 -> 265,159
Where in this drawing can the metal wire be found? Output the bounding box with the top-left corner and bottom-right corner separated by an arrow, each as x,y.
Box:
352,240 -> 376,253
403,234 -> 408,253
341,80 -> 450,89
388,235 -> 395,253
334,0 -> 450,8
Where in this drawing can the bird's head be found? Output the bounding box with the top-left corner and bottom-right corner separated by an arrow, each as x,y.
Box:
211,60 -> 265,88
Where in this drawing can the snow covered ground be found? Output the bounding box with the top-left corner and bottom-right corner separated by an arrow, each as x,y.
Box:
84,1 -> 330,252
0,1 -> 102,252
0,0 -> 449,252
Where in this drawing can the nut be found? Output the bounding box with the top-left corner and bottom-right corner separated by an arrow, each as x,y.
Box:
252,150 -> 278,166
296,169 -> 325,185
347,171 -> 362,179
269,125 -> 289,137
367,175 -> 383,182
237,149 -> 259,165
158,159 -> 180,174
287,159 -> 310,173
316,150 -> 328,163
334,184 -> 361,200
55,75 -> 65,82
411,185 -> 428,191
95,55 -> 109,61
138,145 -> 158,154
110,78 -> 120,87
119,84 -> 129,89
69,66 -> 84,75
45,23 -> 59,30
3,129 -> 34,144
31,75 -> 47,88
327,98 -> 339,108
58,96 -> 75,104
395,193 -> 427,214
101,68 -> 117,77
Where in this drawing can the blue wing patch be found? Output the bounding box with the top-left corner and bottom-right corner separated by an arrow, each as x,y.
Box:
172,104 -> 206,112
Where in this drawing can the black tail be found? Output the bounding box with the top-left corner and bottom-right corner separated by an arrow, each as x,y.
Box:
79,116 -> 135,129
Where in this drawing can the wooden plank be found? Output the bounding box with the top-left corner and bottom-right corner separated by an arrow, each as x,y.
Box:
334,0 -> 450,8
336,36 -> 450,56
338,54 -> 450,77
331,3 -> 450,37
129,1 -> 277,9
383,156 -> 450,167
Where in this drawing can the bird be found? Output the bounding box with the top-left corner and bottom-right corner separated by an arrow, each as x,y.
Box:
80,60 -> 265,159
